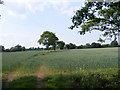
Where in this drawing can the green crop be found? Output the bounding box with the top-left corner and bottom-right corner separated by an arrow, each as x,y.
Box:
2,47 -> 118,73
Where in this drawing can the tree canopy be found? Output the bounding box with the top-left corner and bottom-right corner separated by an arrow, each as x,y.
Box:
111,40 -> 118,46
91,42 -> 102,48
57,41 -> 65,50
0,0 -> 3,4
38,31 -> 59,50
70,1 -> 120,42
6,44 -> 26,52
65,43 -> 76,49
0,45 -> 4,51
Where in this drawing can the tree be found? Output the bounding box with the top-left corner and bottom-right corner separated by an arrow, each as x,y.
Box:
38,31 -> 59,50
91,42 -> 101,48
65,44 -> 70,49
70,1 -> 120,42
57,41 -> 65,50
86,43 -> 91,48
77,45 -> 84,49
15,45 -> 22,51
69,43 -> 76,49
0,0 -> 3,4
0,45 -> 5,51
102,44 -> 110,48
10,47 -> 16,52
22,47 -> 26,51
9,45 -> 26,52
65,43 -> 76,49
5,49 -> 10,52
111,40 -> 118,46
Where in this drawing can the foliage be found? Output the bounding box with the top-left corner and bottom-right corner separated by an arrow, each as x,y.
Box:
77,43 -> 119,49
38,31 -> 59,50
8,76 -> 36,88
3,69 -> 119,88
44,71 -> 119,88
11,45 -> 25,52
5,49 -> 10,52
4,45 -> 25,52
85,43 -> 91,48
26,47 -> 44,51
111,40 -> 118,46
70,1 -> 120,42
0,45 -> 5,52
57,41 -> 65,50
91,42 -> 102,48
65,43 -> 76,49
77,45 -> 85,49
102,44 -> 110,48
0,0 -> 3,4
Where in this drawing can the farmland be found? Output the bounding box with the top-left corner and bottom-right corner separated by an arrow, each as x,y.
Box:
2,47 -> 118,73
2,47 -> 119,88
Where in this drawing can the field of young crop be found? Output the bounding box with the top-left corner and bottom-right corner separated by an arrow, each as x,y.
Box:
2,47 -> 118,73
2,47 -> 119,88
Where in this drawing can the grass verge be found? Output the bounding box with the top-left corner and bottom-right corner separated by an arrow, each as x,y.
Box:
43,70 -> 120,88
7,76 -> 36,88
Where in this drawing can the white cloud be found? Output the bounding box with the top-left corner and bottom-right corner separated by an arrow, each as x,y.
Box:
0,33 -> 21,38
3,0 -> 85,18
59,5 -> 83,16
7,10 -> 27,19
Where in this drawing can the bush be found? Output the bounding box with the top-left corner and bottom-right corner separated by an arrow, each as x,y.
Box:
77,45 -> 85,49
102,44 -> 110,48
91,42 -> 102,48
65,43 -> 76,49
5,49 -> 10,52
111,41 -> 118,46
43,73 -> 120,88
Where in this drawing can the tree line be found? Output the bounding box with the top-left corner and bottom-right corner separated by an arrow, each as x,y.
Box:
0,41 -> 119,52
1,45 -> 25,52
0,29 -> 119,52
0,45 -> 45,52
37,31 -> 119,50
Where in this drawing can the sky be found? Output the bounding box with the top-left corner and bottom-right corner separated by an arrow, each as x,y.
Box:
0,0 -> 111,49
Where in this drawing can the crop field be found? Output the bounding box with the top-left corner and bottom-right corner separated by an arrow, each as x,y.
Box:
2,47 -> 118,73
2,47 -> 119,88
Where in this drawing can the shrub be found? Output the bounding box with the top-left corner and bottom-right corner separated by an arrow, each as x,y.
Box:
43,73 -> 120,88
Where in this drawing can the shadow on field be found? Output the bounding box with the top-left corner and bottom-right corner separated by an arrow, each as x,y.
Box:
2,79 -> 10,88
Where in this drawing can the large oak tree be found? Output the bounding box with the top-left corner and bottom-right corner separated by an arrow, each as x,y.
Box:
70,0 -> 120,43
38,31 -> 59,50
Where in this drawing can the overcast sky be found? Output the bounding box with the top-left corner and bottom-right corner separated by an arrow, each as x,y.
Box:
0,0 -> 111,48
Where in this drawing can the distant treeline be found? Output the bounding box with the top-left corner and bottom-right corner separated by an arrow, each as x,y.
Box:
0,41 -> 119,52
1,45 -> 26,52
65,41 -> 119,49
0,44 -> 44,52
